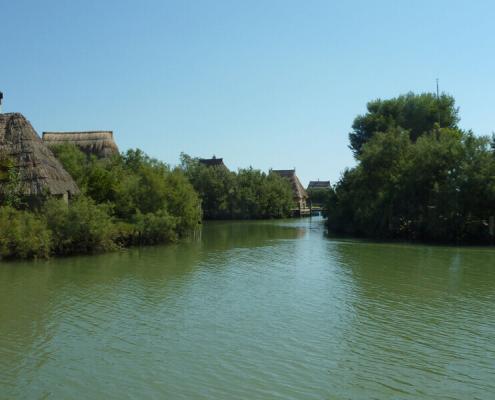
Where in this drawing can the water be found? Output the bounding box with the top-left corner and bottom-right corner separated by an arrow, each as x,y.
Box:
1,218 -> 495,399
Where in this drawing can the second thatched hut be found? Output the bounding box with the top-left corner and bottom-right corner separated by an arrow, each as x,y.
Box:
42,131 -> 119,158
271,169 -> 309,216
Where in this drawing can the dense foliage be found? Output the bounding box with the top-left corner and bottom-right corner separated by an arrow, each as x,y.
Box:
307,188 -> 331,206
0,146 -> 202,259
43,197 -> 117,255
328,92 -> 495,244
0,145 -> 294,259
54,146 -> 202,245
180,154 -> 294,219
349,92 -> 459,155
0,152 -> 23,208
0,206 -> 51,259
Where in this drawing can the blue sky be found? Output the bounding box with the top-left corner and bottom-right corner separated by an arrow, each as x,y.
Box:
2,0 -> 495,185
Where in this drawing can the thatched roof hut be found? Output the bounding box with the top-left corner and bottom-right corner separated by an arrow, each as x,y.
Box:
307,180 -> 331,190
42,131 -> 119,158
199,156 -> 228,169
0,113 -> 80,198
272,169 -> 308,211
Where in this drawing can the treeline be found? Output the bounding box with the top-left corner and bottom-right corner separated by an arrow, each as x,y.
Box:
180,154 -> 294,219
0,147 -> 295,259
0,146 -> 201,259
307,188 -> 331,207
327,92 -> 495,244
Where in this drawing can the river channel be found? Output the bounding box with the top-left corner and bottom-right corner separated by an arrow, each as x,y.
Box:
1,218 -> 494,399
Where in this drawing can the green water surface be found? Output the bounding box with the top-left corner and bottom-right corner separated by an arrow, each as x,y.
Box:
1,218 -> 494,399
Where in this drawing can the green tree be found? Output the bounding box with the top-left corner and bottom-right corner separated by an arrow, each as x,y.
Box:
307,188 -> 330,206
349,92 -> 459,155
180,153 -> 236,219
52,146 -> 202,248
260,171 -> 294,218
328,104 -> 495,244
180,154 -> 293,219
44,197 -> 116,255
0,153 -> 23,208
0,206 -> 52,259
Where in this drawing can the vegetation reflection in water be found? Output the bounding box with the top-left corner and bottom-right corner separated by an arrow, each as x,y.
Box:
1,218 -> 494,399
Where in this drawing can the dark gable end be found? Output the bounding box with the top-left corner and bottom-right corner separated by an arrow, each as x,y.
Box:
199,157 -> 227,169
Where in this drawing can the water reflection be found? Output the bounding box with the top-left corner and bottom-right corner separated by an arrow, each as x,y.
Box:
332,241 -> 495,299
1,220 -> 495,399
330,241 -> 495,399
0,220 -> 307,399
200,220 -> 306,252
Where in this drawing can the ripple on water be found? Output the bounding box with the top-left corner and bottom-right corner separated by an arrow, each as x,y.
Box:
1,219 -> 495,399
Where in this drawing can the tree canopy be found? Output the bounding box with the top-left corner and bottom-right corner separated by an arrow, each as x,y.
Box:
349,92 -> 459,155
180,153 -> 294,219
0,145 -> 203,259
328,93 -> 495,244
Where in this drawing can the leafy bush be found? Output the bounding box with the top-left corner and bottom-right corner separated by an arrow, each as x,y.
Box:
131,209 -> 177,244
0,153 -> 23,208
307,188 -> 331,207
44,197 -> 116,255
50,146 -> 201,251
162,168 -> 201,234
0,206 -> 51,259
180,154 -> 293,219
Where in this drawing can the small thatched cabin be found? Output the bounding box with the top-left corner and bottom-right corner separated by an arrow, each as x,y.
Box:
42,131 -> 119,158
0,113 -> 79,201
272,169 -> 308,214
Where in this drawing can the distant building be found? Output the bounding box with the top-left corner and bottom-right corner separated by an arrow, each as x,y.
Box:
42,131 -> 119,159
307,180 -> 331,190
199,156 -> 227,169
306,179 -> 331,212
271,169 -> 308,214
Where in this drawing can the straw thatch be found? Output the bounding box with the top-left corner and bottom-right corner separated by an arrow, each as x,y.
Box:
272,169 -> 308,209
307,180 -> 331,190
0,113 -> 80,197
42,131 -> 119,158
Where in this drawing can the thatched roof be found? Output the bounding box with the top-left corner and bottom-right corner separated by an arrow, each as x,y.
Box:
42,131 -> 119,158
307,180 -> 331,190
272,169 -> 308,201
199,156 -> 227,168
0,113 -> 80,197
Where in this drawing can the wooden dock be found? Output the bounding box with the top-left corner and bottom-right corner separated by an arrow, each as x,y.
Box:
292,206 -> 325,217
